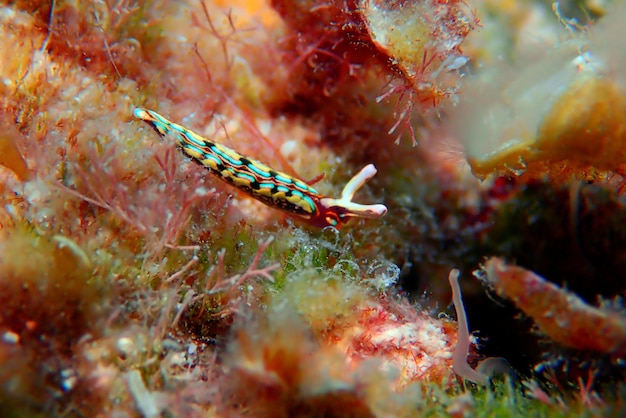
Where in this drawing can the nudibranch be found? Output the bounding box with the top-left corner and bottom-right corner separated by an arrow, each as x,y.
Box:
134,108 -> 387,228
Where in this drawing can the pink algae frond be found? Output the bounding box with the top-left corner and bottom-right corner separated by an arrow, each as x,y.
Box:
168,236 -> 279,328
190,2 -> 246,74
523,379 -> 568,411
576,368 -> 605,409
207,236 -> 279,289
60,142 -> 212,255
282,29 -> 365,98
362,0 -> 478,143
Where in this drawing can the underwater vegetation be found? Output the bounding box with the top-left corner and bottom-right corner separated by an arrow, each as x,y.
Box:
0,0 -> 625,416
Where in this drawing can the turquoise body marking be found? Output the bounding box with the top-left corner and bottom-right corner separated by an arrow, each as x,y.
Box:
210,146 -> 243,166
248,164 -> 272,178
274,173 -> 293,184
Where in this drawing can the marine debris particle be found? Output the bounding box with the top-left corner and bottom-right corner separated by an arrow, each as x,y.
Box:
483,258 -> 626,355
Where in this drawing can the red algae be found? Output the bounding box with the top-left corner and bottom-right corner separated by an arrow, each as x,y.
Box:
276,263 -> 459,389
3,0 -> 626,414
332,298 -> 457,386
221,306 -> 427,417
266,0 -> 477,144
361,0 -> 478,101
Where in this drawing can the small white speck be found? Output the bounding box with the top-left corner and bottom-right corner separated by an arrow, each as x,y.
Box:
187,343 -> 197,355
60,369 -> 77,391
2,331 -> 19,344
195,187 -> 213,196
280,140 -> 298,159
116,337 -> 134,355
